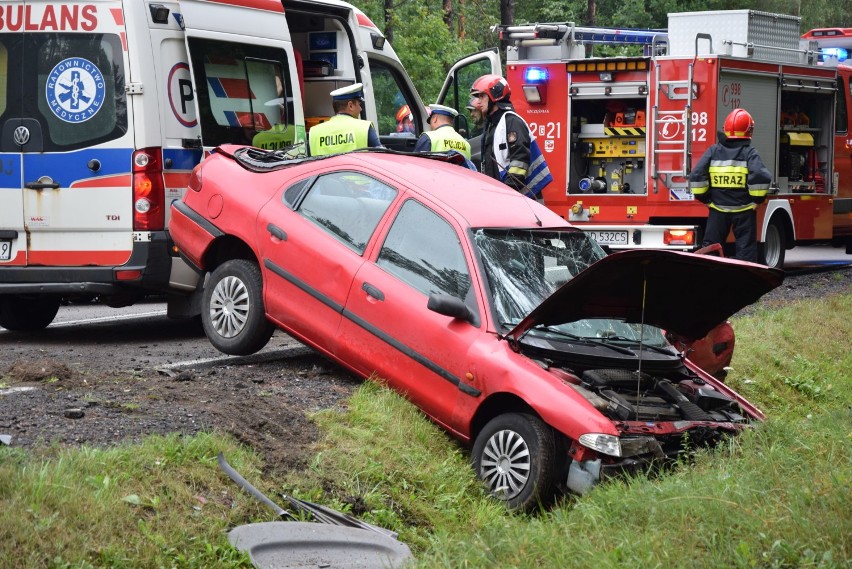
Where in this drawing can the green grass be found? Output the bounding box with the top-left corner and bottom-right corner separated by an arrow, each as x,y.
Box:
2,293 -> 850,568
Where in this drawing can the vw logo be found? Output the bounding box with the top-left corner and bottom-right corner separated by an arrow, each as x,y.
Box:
13,126 -> 30,146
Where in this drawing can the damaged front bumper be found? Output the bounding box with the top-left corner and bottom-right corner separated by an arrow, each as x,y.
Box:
565,421 -> 748,494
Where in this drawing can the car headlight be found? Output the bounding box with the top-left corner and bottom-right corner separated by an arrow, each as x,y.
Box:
579,433 -> 622,457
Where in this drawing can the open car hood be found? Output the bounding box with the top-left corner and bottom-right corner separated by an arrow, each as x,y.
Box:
506,250 -> 784,342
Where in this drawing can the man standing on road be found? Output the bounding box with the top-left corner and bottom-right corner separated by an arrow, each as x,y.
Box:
469,74 -> 532,193
308,83 -> 382,156
689,108 -> 772,263
414,104 -> 471,160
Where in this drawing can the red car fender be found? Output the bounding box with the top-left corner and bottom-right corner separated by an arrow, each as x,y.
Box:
169,204 -> 216,270
465,340 -> 620,442
668,321 -> 735,380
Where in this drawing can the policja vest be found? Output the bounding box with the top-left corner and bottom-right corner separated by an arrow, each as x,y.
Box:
424,126 -> 471,159
309,114 -> 371,156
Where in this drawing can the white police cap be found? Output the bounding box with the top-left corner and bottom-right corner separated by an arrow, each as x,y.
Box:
331,83 -> 365,101
428,104 -> 458,118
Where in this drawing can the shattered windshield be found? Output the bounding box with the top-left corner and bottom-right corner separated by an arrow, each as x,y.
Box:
474,228 -> 668,347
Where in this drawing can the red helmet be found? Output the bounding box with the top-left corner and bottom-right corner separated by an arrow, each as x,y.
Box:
470,74 -> 510,103
724,109 -> 754,139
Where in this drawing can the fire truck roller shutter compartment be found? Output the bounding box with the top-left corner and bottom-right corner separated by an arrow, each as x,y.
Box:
717,72 -> 779,180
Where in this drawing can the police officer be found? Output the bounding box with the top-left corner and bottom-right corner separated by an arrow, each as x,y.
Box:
308,83 -> 382,156
414,104 -> 471,160
689,108 -> 772,263
470,74 -> 531,193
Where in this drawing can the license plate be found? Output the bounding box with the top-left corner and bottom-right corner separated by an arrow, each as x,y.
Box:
586,230 -> 629,245
0,240 -> 11,261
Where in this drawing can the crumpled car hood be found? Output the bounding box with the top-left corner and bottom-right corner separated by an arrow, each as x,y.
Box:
506,250 -> 784,342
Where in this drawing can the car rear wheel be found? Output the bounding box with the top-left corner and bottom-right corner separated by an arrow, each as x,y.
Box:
472,413 -> 557,512
202,259 -> 274,356
0,295 -> 60,331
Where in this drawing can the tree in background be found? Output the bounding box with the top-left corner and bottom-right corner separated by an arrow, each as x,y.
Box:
358,0 -> 850,103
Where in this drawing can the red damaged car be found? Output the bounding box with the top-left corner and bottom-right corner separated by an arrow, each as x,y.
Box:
170,146 -> 782,511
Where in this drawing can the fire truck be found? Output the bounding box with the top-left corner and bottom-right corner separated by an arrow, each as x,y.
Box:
440,10 -> 852,269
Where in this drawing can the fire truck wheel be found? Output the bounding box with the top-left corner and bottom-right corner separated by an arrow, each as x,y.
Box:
0,295 -> 60,332
202,259 -> 274,356
472,413 -> 558,512
760,219 -> 787,269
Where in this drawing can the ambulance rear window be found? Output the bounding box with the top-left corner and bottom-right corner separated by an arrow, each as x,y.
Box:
33,34 -> 127,150
0,33 -> 127,152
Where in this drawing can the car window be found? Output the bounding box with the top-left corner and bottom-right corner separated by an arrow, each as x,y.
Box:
297,171 -> 396,254
188,38 -> 297,149
0,33 -> 128,152
377,200 -> 472,301
368,58 -> 420,138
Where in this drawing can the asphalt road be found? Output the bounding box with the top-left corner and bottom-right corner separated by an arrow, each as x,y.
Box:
783,244 -> 852,270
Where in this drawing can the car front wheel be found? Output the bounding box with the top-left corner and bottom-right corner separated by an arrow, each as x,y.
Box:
472,413 -> 557,512
202,259 -> 274,356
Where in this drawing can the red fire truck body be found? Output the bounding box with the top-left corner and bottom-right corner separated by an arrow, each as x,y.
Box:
494,11 -> 852,268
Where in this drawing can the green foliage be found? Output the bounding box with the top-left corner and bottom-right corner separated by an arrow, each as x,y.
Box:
356,0 -> 848,105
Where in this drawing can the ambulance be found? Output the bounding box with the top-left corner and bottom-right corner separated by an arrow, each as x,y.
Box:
0,0 -> 428,331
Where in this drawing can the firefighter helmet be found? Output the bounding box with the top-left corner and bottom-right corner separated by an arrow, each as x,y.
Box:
724,109 -> 754,139
470,74 -> 511,103
395,105 -> 414,134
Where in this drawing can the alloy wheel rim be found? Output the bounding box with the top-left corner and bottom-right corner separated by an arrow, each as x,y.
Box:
209,275 -> 250,338
479,428 -> 531,500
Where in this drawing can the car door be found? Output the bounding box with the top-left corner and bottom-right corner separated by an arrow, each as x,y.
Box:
179,0 -> 303,153
338,198 -> 484,435
437,50 -> 502,164
0,0 -> 132,267
256,169 -> 397,355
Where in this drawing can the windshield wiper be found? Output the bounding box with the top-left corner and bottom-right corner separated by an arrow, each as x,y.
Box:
595,333 -> 678,355
534,326 -> 637,356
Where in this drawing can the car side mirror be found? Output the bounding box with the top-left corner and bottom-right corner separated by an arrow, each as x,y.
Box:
427,294 -> 475,324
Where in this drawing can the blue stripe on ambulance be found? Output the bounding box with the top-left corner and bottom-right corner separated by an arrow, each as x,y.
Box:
23,148 -> 133,187
164,148 -> 203,170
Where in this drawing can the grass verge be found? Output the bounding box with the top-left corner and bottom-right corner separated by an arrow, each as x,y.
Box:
2,293 -> 850,568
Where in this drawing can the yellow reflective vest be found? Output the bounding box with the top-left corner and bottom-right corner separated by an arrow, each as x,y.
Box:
308,114 -> 371,156
425,126 -> 471,159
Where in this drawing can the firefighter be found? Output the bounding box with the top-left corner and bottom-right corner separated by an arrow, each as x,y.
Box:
308,83 -> 382,156
414,104 -> 472,160
469,74 -> 532,193
396,104 -> 416,134
689,108 -> 772,263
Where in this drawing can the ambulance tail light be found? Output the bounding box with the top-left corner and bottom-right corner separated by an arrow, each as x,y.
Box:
664,229 -> 695,246
132,148 -> 165,231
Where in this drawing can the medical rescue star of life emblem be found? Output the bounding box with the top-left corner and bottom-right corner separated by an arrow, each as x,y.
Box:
45,57 -> 106,124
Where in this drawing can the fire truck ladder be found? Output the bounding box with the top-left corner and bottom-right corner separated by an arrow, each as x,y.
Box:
651,60 -> 695,189
494,23 -> 668,51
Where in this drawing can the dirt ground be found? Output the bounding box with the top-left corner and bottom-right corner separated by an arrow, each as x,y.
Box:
1,268 -> 850,475
0,341 -> 361,474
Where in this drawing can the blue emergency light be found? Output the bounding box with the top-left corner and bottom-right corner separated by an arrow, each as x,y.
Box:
524,67 -> 548,83
820,47 -> 848,62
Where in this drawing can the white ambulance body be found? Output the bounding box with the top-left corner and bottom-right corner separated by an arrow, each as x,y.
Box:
0,0 -> 426,331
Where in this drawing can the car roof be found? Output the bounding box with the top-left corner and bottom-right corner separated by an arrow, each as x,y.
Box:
342,152 -> 570,229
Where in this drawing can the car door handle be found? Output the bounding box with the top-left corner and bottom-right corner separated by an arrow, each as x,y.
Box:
267,223 -> 287,241
362,282 -> 384,301
25,176 -> 60,190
